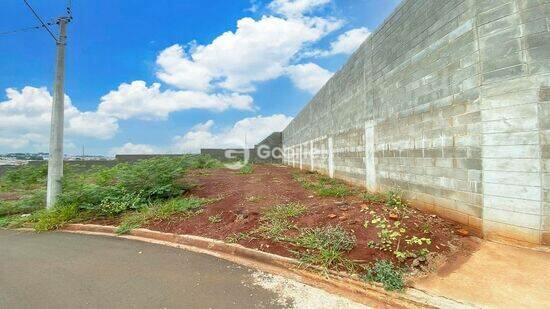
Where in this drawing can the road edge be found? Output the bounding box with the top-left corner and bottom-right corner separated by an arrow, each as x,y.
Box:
56,224 -> 473,308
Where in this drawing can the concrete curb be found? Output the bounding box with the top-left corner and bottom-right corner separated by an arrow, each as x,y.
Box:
60,224 -> 473,308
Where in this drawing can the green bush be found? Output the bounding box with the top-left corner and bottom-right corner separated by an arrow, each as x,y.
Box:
97,192 -> 145,217
362,260 -> 405,291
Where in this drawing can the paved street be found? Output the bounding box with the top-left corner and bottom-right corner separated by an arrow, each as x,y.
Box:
0,230 -> 364,309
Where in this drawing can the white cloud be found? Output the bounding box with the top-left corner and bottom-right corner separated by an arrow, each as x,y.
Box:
172,114 -> 293,153
156,14 -> 341,93
305,27 -> 371,57
0,86 -> 118,150
109,142 -> 158,155
286,63 -> 333,94
97,81 -> 254,121
269,0 -> 331,17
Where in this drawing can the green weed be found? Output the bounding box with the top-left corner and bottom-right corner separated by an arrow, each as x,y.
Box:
256,203 -> 307,241
225,232 -> 252,243
293,226 -> 357,273
34,205 -> 79,232
239,163 -> 254,174
362,260 -> 405,291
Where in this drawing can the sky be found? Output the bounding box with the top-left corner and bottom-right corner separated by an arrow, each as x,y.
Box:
0,0 -> 400,156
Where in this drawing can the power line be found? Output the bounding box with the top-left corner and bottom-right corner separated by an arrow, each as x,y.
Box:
0,21 -> 55,37
22,0 -> 58,42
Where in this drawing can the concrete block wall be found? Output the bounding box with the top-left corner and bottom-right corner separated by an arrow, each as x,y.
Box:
282,0 -> 550,246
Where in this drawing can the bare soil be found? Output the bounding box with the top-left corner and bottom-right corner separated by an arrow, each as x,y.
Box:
146,165 -> 468,267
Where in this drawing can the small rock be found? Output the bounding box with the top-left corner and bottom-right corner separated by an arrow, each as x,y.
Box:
328,214 -> 337,219
339,206 -> 350,211
308,195 -> 314,199
389,213 -> 399,220
334,201 -> 345,206
360,204 -> 369,210
338,215 -> 347,220
457,229 -> 470,237
20,213 -> 31,218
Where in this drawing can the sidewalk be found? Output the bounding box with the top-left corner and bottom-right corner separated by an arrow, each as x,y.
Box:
413,238 -> 550,308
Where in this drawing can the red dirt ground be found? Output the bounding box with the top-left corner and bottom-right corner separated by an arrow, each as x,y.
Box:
146,165 -> 468,268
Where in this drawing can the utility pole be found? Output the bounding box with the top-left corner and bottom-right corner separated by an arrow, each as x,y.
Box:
46,17 -> 70,209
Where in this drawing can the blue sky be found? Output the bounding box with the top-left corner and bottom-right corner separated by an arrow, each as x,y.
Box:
0,0 -> 400,155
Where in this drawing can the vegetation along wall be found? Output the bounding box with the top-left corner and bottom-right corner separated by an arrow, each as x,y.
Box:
282,0 -> 550,246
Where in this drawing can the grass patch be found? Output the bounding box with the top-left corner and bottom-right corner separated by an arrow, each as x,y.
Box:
256,203 -> 307,241
116,197 -> 208,234
239,163 -> 254,174
360,191 -> 386,203
362,260 -> 405,291
34,205 -> 79,232
225,232 -> 252,243
0,190 -> 46,217
293,225 -> 357,273
293,173 -> 353,197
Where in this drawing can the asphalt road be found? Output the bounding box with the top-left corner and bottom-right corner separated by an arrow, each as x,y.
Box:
0,230 -> 284,309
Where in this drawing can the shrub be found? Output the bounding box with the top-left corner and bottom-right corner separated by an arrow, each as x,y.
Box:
362,260 -> 405,291
97,192 -> 145,217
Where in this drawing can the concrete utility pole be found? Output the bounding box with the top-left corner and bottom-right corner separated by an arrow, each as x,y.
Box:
46,17 -> 69,209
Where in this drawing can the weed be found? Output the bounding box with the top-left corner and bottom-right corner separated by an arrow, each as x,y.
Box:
0,163 -> 48,190
115,197 -> 208,234
293,226 -> 357,273
293,173 -> 353,197
362,260 -> 405,291
294,225 -> 356,252
386,190 -> 407,210
256,203 -> 306,241
97,192 -> 145,217
360,191 -> 386,203
152,197 -> 206,220
208,214 -> 222,224
405,236 -> 431,246
225,232 -> 251,243
116,211 -> 148,235
317,185 -> 352,197
239,163 -> 254,174
0,190 -> 46,216
34,205 -> 79,231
